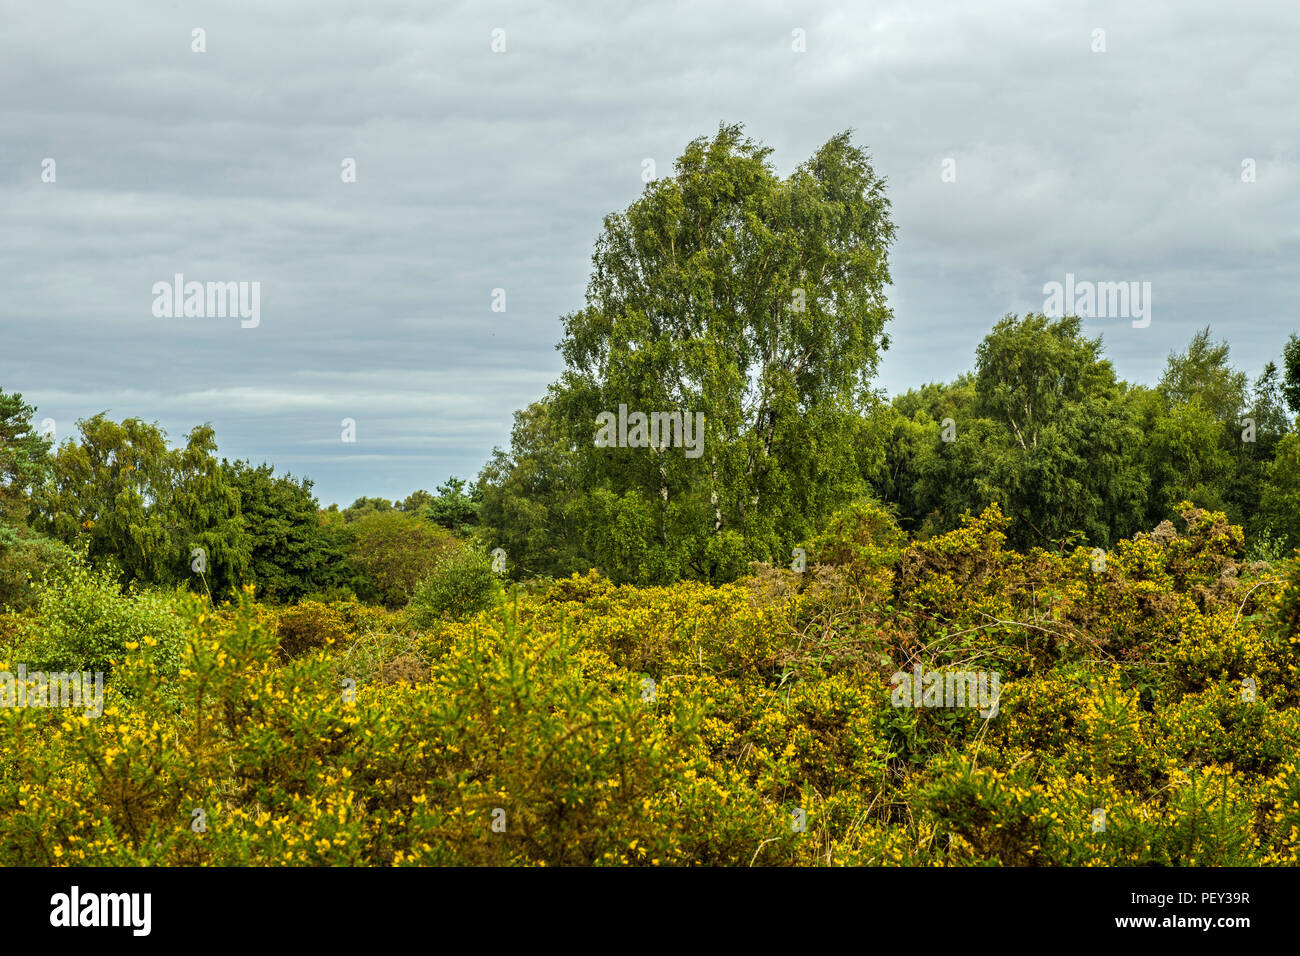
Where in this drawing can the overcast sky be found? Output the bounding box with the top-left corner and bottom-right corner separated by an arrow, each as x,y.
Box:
2,0 -> 1296,506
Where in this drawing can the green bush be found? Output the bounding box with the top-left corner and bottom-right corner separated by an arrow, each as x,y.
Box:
21,557 -> 191,679
407,548 -> 498,625
0,526 -> 75,611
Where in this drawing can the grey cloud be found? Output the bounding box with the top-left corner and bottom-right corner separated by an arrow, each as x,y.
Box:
2,0 -> 1295,504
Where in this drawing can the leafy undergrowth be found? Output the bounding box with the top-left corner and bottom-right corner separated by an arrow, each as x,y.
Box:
2,501 -> 1298,866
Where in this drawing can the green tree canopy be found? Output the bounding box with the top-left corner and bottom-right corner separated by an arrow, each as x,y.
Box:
902,315 -> 1149,549
1281,333 -> 1300,414
344,510 -> 455,608
222,460 -> 324,603
0,389 -> 51,528
0,388 -> 67,607
1158,327 -> 1248,422
484,124 -> 896,583
40,414 -> 249,594
420,477 -> 481,534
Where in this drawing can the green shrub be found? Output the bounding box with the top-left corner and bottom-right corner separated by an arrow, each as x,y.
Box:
21,557 -> 191,679
0,526 -> 75,611
407,548 -> 498,625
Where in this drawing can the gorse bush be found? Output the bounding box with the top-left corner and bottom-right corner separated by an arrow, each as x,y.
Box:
1,504 -> 1298,866
275,600 -> 351,660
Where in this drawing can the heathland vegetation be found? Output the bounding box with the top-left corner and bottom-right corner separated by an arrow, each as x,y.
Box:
2,125 -> 1299,864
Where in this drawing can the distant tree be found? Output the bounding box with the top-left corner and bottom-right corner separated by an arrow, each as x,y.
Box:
40,415 -> 249,594
398,489 -> 434,513
891,374 -> 976,424
974,314 -> 1116,449
309,506 -> 356,600
344,510 -> 454,608
1144,399 -> 1235,521
485,124 -> 896,583
1158,327 -> 1248,423
341,497 -> 394,522
1248,361 -> 1291,440
1151,328 -> 1250,525
1281,333 -> 1300,414
223,460 -> 324,603
421,477 -> 481,534
0,389 -> 51,527
909,315 -> 1149,549
0,389 -> 65,606
1231,362 -> 1291,536
865,404 -> 940,532
1259,431 -> 1300,551
477,398 -> 585,579
869,378 -> 977,533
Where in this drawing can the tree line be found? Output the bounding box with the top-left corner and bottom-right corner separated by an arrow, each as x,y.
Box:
3,124 -> 1299,605
0,401 -> 483,609
475,125 -> 1300,582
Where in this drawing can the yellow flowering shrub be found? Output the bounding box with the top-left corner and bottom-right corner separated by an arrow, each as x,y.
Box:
1,500 -> 1298,866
